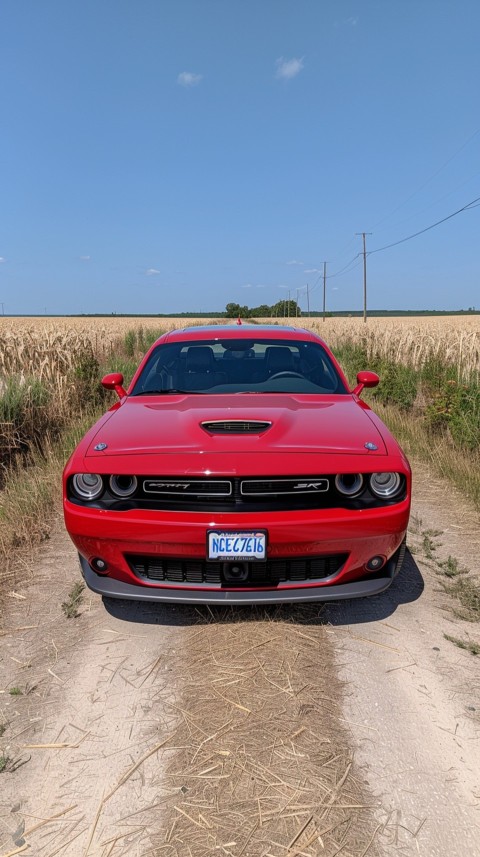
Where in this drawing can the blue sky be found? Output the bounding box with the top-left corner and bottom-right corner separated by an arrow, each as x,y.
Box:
1,0 -> 479,315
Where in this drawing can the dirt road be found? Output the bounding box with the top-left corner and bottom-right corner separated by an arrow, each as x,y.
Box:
1,460 -> 479,857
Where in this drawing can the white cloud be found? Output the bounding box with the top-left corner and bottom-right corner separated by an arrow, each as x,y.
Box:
304,268 -> 321,274
177,71 -> 203,87
0,257 -> 5,263
241,283 -> 253,288
275,57 -> 304,80
79,255 -> 90,261
286,259 -> 304,266
146,268 -> 161,276
335,16 -> 359,28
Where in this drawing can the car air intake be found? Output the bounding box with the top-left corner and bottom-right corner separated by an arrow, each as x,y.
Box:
201,420 -> 272,434
126,553 -> 347,586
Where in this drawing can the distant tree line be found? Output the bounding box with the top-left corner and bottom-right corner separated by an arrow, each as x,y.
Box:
225,300 -> 300,319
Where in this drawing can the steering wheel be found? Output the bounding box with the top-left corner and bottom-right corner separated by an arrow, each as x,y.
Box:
268,371 -> 305,380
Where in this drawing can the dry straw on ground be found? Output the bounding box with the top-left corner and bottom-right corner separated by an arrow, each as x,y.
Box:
145,605 -> 382,857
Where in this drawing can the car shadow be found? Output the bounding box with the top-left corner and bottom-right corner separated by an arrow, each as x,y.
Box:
102,548 -> 424,629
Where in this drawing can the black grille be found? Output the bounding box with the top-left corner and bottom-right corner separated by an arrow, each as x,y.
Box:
241,478 -> 329,495
201,420 -> 272,433
143,479 -> 231,496
126,553 -> 347,587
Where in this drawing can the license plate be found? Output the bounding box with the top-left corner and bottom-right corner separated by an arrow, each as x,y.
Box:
207,530 -> 267,561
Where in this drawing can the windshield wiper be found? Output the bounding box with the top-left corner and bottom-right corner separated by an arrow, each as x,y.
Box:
134,389 -> 203,396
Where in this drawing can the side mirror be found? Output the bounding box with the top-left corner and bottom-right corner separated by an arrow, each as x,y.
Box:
101,372 -> 127,399
353,371 -> 379,397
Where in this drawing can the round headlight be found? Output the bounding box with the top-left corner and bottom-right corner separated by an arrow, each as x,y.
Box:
335,473 -> 364,497
109,475 -> 138,498
72,473 -> 104,500
369,472 -> 402,498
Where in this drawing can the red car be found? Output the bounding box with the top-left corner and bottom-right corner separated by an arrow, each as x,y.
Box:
63,324 -> 411,604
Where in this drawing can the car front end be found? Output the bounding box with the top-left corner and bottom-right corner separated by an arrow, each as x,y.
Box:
64,434 -> 410,605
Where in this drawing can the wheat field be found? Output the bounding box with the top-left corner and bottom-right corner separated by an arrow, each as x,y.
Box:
1,315 -> 479,382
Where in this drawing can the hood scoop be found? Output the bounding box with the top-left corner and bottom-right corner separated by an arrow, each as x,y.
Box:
201,419 -> 272,434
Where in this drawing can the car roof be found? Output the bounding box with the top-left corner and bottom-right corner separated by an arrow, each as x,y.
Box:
161,324 -> 325,345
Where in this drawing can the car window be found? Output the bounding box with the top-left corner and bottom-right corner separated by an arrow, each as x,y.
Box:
131,338 -> 348,395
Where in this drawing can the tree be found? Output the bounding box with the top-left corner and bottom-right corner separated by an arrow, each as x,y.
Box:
225,303 -> 251,318
250,304 -> 271,317
225,302 -> 241,318
271,299 -> 300,318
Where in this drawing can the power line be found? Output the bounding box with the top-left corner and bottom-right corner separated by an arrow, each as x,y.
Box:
291,188 -> 480,312
372,126 -> 480,230
329,254 -> 362,279
369,194 -> 480,256
308,254 -> 361,295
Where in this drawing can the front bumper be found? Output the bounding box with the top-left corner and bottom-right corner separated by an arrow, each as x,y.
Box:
65,499 -> 409,604
79,552 -> 402,603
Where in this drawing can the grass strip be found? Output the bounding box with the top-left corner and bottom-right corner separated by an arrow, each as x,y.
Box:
444,634 -> 480,655
0,411 -> 100,599
373,403 -> 480,511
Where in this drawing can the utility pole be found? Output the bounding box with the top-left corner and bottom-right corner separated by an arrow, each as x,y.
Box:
287,290 -> 291,318
0,302 -> 4,316
295,288 -> 300,317
322,262 -> 327,322
355,233 -> 372,322
306,283 -> 310,316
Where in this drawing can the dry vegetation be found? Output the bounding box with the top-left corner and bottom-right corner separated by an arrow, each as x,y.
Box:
1,314 -> 479,380
144,606 -> 383,856
316,317 -> 480,381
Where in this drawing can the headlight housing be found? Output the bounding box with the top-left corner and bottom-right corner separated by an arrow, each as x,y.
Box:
72,473 -> 104,500
369,472 -> 402,498
109,475 -> 138,498
335,473 -> 364,497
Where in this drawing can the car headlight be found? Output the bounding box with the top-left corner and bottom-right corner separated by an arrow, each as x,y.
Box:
335,473 -> 364,497
72,473 -> 104,500
369,472 -> 402,498
109,475 -> 138,498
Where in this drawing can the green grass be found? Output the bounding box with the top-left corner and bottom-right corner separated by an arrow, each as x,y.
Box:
61,581 -> 85,619
422,532 -> 437,560
123,326 -> 165,359
0,409 -> 103,592
0,754 -> 11,773
444,634 -> 480,655
9,687 -> 22,696
372,403 -> 480,511
412,526 -> 479,623
442,577 -> 480,623
438,556 -> 468,578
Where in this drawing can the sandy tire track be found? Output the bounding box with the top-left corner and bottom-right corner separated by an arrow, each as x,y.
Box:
0,536 -> 183,856
325,461 -> 480,856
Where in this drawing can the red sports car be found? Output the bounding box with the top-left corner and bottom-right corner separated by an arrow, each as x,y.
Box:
63,324 -> 411,604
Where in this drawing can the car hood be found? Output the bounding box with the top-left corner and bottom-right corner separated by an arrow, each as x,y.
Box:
85,394 -> 387,457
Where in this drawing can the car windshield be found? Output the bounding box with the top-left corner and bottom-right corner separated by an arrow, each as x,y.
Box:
131,338 -> 348,395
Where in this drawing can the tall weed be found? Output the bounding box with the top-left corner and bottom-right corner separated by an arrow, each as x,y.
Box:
334,339 -> 479,455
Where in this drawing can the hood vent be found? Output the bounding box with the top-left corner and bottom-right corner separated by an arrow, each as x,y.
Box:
201,419 -> 272,434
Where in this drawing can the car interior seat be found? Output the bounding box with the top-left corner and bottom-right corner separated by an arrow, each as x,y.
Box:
264,346 -> 296,376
